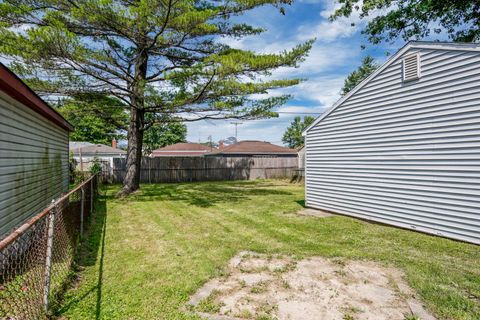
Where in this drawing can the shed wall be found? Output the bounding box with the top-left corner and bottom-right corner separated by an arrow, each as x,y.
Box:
305,47 -> 480,244
0,91 -> 69,237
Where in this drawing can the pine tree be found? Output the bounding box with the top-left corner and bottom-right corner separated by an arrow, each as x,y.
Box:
0,0 -> 313,195
282,116 -> 315,148
341,56 -> 378,95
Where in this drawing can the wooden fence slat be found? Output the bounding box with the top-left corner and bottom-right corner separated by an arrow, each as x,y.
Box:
107,156 -> 297,183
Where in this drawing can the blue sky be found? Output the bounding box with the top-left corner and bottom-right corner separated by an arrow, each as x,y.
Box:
186,0 -> 404,145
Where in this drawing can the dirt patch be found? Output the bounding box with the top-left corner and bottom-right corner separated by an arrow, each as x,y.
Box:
296,208 -> 334,218
187,252 -> 435,320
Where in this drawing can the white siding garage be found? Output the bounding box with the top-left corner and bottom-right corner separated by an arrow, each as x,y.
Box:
304,42 -> 480,245
0,64 -> 72,238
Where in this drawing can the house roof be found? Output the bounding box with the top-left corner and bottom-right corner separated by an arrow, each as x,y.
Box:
210,140 -> 297,155
71,143 -> 126,155
69,141 -> 94,150
303,41 -> 480,135
0,63 -> 73,131
151,142 -> 216,157
154,142 -> 213,151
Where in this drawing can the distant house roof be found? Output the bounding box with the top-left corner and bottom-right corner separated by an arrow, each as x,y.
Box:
0,63 -> 73,131
210,141 -> 297,156
151,142 -> 216,157
71,143 -> 126,156
69,141 -> 94,150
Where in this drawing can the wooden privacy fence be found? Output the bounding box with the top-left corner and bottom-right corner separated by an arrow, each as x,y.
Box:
107,156 -> 298,183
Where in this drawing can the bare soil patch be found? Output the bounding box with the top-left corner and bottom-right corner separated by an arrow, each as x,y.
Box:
187,252 -> 435,320
296,208 -> 334,218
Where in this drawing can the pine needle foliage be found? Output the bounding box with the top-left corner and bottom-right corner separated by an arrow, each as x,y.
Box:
0,0 -> 313,193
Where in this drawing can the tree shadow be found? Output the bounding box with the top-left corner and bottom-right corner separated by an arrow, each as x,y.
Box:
120,180 -> 294,208
54,196 -> 107,318
296,200 -> 306,208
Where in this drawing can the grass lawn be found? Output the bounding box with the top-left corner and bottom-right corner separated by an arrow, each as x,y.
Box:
56,180 -> 480,320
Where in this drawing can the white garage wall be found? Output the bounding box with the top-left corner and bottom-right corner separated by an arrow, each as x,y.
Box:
305,43 -> 480,244
0,91 -> 69,237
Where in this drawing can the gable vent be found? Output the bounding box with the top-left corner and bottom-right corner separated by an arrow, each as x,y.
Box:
402,54 -> 420,82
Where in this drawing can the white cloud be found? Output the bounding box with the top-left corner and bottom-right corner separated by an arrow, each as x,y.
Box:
247,73 -> 345,110
252,42 -> 356,87
297,43 -> 354,72
298,19 -> 357,42
297,1 -> 359,42
265,73 -> 346,107
276,105 -> 324,113
296,0 -> 382,43
295,75 -> 344,106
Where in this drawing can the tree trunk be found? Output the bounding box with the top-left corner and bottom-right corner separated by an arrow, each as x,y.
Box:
118,48 -> 148,196
118,107 -> 145,196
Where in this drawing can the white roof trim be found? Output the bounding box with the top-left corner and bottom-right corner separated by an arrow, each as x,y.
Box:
302,41 -> 480,136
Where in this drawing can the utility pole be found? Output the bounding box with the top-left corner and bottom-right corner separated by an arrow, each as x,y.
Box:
230,121 -> 243,141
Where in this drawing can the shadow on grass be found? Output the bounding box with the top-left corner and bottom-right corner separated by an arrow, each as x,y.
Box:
109,180 -> 294,208
53,195 -> 107,319
296,200 -> 306,208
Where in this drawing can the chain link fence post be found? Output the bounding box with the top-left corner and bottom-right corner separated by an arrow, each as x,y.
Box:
80,187 -> 85,238
0,175 -> 99,318
90,178 -> 93,214
43,200 -> 57,312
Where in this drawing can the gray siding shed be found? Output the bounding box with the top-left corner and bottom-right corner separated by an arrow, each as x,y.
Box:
0,64 -> 72,238
304,42 -> 480,245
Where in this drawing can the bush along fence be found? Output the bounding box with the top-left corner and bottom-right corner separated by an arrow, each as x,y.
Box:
107,156 -> 299,183
0,175 -> 98,319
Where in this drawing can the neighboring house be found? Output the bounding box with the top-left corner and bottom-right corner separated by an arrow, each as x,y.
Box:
151,142 -> 216,157
297,146 -> 305,169
0,63 -> 73,238
69,141 -> 94,150
70,140 -> 126,170
210,140 -> 298,158
303,41 -> 480,245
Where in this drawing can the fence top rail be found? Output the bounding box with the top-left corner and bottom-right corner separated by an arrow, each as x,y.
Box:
0,174 -> 97,251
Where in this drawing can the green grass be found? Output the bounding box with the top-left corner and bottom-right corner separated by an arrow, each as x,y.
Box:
57,180 -> 480,319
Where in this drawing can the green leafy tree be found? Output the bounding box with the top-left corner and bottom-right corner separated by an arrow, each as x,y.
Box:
57,95 -> 127,145
332,0 -> 480,44
89,157 -> 103,176
0,0 -> 313,195
282,116 -> 315,148
341,55 -> 378,95
143,120 -> 187,154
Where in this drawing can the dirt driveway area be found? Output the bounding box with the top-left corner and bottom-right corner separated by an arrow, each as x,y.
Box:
188,251 -> 435,320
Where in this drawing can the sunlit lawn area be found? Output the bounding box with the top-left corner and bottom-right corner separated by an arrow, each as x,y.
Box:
56,180 -> 479,319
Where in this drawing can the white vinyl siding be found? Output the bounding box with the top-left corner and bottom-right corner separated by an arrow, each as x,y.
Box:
0,91 -> 69,237
305,46 -> 480,244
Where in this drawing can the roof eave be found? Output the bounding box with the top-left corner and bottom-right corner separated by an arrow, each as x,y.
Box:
0,63 -> 74,132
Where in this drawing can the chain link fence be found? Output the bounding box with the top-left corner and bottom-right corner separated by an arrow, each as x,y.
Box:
0,175 -> 98,319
